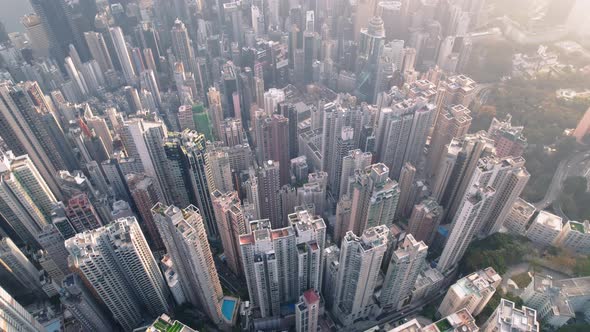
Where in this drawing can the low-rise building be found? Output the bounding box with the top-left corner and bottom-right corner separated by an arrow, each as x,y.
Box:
556,220 -> 590,254
525,211 -> 563,247
503,198 -> 535,235
482,299 -> 539,332
438,267 -> 501,318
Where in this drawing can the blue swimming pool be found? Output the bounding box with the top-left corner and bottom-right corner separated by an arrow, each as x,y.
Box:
221,298 -> 237,321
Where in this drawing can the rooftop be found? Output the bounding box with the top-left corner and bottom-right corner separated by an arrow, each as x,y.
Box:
533,211 -> 563,231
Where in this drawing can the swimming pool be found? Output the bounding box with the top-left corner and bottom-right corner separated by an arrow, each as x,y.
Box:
221,298 -> 237,321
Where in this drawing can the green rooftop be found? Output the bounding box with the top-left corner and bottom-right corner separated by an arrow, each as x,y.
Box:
149,315 -> 195,332
571,222 -> 585,233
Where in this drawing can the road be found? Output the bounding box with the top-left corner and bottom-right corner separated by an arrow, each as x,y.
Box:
533,150 -> 590,210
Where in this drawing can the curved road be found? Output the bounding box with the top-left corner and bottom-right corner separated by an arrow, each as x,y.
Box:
533,150 -> 590,210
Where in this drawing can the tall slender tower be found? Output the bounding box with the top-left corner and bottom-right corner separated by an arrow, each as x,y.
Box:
211,190 -> 247,276
126,173 -> 166,251
333,226 -> 389,325
171,19 -> 196,75
258,160 -> 283,228
65,217 -> 171,331
84,31 -> 115,72
438,185 -> 495,273
349,164 -> 400,235
151,204 -> 224,324
379,234 -> 427,310
109,26 -> 136,84
426,104 -> 472,178
396,162 -> 416,220
407,197 -> 443,245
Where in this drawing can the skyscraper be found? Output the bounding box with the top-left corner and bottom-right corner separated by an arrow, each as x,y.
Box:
179,130 -> 218,238
239,209 -> 326,317
0,285 -> 46,332
380,234 -> 428,310
65,217 -> 171,331
338,149 -> 373,199
211,190 -> 246,276
126,173 -> 166,251
296,289 -> 321,332
396,162 -> 416,220
109,26 -> 136,85
60,274 -> 115,331
348,163 -> 400,236
432,132 -> 495,221
375,103 -> 435,179
407,198 -> 443,245
0,236 -> 51,298
205,149 -> 234,194
151,204 -> 224,324
257,160 -> 283,228
426,104 -> 473,178
171,19 -> 196,76
30,0 -> 89,63
330,126 -> 356,198
438,185 -> 495,273
84,31 -> 115,72
0,81 -> 68,195
0,153 -> 54,248
333,226 -> 389,325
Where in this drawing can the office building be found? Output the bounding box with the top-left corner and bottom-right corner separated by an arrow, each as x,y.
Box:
438,267 -> 502,317
380,234 -> 428,310
482,299 -> 539,332
65,217 -> 171,330
22,14 -> 50,57
296,289 -> 321,332
65,193 -> 103,233
151,204 -> 224,324
333,226 -> 389,325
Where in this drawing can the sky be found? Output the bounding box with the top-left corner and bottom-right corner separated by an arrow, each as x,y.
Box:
0,0 -> 33,33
